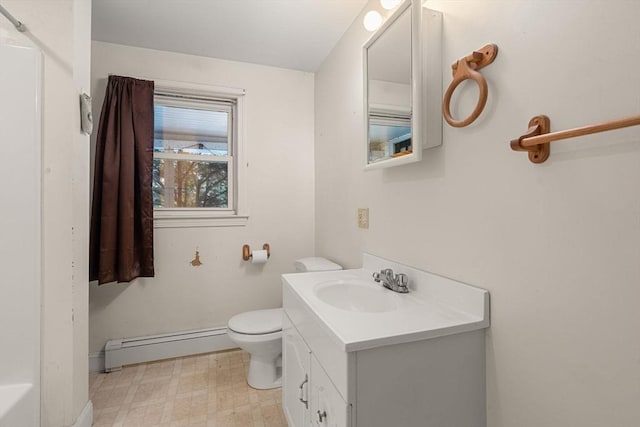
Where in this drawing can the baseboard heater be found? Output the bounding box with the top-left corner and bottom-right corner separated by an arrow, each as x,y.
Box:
104,327 -> 236,372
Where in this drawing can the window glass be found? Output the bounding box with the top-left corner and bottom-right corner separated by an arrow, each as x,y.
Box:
154,104 -> 229,156
153,99 -> 233,210
153,159 -> 228,208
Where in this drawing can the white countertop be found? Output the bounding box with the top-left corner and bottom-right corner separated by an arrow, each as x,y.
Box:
282,255 -> 490,352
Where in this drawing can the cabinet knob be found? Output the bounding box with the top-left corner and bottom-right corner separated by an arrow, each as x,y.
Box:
317,410 -> 327,423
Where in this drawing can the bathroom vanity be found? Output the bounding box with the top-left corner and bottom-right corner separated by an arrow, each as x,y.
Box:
282,253 -> 490,427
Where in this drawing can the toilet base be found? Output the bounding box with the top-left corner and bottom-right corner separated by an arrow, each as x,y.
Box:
247,355 -> 282,390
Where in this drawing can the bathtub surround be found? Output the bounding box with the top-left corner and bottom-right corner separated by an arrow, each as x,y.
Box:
315,1 -> 640,426
0,1 -> 93,426
0,0 -> 93,426
90,42 -> 316,358
90,75 -> 156,285
0,44 -> 40,427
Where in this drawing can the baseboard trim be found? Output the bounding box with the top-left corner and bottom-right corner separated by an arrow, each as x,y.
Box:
72,400 -> 93,427
89,352 -> 105,373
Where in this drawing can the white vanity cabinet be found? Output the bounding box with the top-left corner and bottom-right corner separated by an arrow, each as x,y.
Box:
282,253 -> 491,427
283,314 -> 350,427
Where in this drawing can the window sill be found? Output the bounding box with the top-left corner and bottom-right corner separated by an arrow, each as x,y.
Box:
153,212 -> 248,228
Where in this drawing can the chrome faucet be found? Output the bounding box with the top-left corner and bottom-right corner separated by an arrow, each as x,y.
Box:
372,268 -> 409,293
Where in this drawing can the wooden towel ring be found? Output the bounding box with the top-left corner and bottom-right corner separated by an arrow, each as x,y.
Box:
443,44 -> 498,127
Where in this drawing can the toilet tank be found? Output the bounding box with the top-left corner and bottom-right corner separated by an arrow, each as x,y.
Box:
294,257 -> 342,272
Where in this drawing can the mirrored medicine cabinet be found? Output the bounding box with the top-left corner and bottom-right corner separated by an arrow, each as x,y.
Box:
364,0 -> 442,170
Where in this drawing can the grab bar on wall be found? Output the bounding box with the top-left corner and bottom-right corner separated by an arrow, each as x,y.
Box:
0,3 -> 26,32
510,114 -> 640,164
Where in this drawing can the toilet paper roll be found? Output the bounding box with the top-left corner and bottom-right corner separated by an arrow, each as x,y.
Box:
250,249 -> 269,264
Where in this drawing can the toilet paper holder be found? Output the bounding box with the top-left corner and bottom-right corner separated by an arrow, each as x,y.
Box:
242,243 -> 270,261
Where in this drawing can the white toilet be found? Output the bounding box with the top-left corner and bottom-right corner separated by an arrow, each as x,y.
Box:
227,257 -> 342,389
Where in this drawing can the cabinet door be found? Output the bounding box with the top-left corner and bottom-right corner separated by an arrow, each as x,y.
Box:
310,355 -> 350,427
283,314 -> 311,427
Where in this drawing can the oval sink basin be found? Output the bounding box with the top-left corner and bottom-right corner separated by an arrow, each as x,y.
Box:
313,279 -> 402,313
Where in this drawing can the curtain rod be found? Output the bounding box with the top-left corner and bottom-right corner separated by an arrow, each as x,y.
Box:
0,4 -> 26,32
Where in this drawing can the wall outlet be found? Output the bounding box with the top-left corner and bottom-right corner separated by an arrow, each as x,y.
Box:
357,208 -> 369,229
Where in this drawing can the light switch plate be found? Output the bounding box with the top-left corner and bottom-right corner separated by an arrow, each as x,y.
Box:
357,208 -> 369,229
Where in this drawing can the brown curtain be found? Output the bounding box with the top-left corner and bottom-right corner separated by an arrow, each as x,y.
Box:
89,75 -> 155,285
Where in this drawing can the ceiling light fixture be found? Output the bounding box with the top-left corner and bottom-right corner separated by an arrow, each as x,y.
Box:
363,10 -> 383,32
380,0 -> 402,10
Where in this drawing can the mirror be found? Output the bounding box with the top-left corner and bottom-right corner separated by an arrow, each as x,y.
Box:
364,0 -> 442,170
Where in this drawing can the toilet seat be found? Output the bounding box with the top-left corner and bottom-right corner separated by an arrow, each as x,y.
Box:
228,308 -> 282,335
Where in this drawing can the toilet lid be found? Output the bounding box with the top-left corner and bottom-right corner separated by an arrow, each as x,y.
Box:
228,308 -> 283,335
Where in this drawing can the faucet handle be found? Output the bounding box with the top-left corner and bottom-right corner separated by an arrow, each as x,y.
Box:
395,273 -> 408,288
372,271 -> 381,282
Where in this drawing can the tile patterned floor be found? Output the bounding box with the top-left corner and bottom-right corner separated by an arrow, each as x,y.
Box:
89,349 -> 287,427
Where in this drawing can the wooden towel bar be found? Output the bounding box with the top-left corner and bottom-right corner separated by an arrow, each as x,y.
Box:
510,114 -> 640,163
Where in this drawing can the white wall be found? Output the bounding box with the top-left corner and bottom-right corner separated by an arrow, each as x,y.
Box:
89,42 -> 316,354
72,0 -> 91,419
0,0 -> 91,426
315,1 -> 640,426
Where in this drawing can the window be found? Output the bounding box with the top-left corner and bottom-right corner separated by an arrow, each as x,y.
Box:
152,81 -> 246,227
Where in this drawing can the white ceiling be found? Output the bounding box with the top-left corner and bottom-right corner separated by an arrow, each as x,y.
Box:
92,0 -> 369,72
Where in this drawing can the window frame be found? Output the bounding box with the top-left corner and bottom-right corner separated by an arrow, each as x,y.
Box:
152,79 -> 247,228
